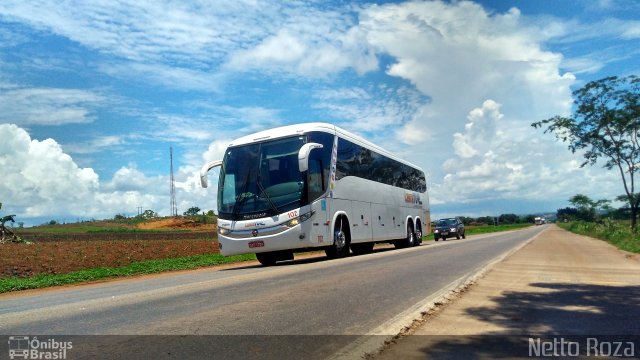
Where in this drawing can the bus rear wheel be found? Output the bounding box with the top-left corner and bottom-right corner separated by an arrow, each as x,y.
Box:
394,225 -> 416,249
256,252 -> 277,266
415,223 -> 423,245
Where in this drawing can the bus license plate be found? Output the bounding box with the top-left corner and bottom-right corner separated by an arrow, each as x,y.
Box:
249,240 -> 265,248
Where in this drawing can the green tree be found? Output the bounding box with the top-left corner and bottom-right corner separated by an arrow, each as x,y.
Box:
532,75 -> 640,230
557,207 -> 578,222
460,216 -> 474,225
183,206 -> 201,216
569,194 -> 596,221
138,210 -> 157,219
595,198 -> 613,218
0,215 -> 15,226
498,213 -> 518,224
476,216 -> 495,225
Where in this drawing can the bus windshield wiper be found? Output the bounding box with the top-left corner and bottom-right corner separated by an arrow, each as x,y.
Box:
256,178 -> 280,215
232,171 -> 252,220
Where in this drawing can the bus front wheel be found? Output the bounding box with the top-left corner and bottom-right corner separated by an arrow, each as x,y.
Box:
326,219 -> 350,259
256,252 -> 277,266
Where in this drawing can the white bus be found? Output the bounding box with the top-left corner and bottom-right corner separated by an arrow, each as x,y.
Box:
201,123 -> 430,266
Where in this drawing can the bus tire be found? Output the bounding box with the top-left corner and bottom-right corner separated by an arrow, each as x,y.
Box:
256,252 -> 277,266
351,242 -> 374,255
326,218 -> 350,259
415,221 -> 423,245
394,224 -> 415,249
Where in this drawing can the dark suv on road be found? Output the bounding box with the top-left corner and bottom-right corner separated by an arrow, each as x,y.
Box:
434,217 -> 465,241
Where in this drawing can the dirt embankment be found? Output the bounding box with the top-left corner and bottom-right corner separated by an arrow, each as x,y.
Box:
136,218 -> 216,231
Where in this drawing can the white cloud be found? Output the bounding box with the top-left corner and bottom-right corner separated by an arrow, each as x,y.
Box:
359,1 -> 575,130
63,135 -> 125,154
0,124 -> 100,217
0,1 -> 377,85
561,57 -> 605,75
393,115 -> 431,146
203,139 -> 231,163
430,101 -> 621,206
135,105 -> 284,147
1,0 -> 635,222
451,100 -> 503,159
545,17 -> 640,43
313,84 -> 426,133
104,165 -> 163,193
0,86 -> 105,125
342,1 -> 604,211
225,23 -> 378,77
0,1 -> 274,64
0,124 -> 219,223
99,62 -> 225,92
621,23 -> 640,39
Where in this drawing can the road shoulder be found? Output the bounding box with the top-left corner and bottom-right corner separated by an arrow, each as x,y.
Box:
374,224 -> 640,359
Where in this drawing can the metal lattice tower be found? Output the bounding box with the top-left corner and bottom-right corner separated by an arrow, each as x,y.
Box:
169,146 -> 178,217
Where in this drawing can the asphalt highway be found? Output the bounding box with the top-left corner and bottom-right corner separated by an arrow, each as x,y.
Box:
0,226 -> 546,359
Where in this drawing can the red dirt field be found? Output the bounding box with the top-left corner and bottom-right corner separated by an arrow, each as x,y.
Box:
0,239 -> 220,278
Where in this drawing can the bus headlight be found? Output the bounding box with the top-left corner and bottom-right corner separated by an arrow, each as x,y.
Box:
286,218 -> 300,227
219,227 -> 230,235
285,211 -> 314,228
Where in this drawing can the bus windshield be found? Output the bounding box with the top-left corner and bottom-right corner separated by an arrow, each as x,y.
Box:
218,136 -> 306,220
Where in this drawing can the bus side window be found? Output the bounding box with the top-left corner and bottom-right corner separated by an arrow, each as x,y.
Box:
308,159 -> 324,201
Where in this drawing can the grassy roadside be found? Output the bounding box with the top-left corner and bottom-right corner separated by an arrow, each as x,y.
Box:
0,253 -> 255,294
0,223 -> 532,293
557,220 -> 640,253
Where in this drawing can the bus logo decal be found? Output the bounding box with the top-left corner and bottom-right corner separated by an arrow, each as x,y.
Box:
405,193 -> 422,205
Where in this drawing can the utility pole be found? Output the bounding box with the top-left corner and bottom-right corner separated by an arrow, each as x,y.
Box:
170,146 -> 178,217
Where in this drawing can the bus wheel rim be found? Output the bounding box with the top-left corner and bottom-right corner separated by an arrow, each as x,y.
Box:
335,231 -> 346,248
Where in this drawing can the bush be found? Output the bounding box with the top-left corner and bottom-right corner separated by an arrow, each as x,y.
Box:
560,220 -> 640,253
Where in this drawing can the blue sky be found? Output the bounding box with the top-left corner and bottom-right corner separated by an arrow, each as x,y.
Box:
0,0 -> 639,226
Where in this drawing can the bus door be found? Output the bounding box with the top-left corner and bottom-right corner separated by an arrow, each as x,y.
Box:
308,154 -> 330,245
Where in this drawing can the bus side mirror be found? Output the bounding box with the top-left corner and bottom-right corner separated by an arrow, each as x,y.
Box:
298,143 -> 324,172
200,160 -> 223,188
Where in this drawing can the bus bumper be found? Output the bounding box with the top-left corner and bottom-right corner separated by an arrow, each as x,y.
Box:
218,223 -> 319,256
